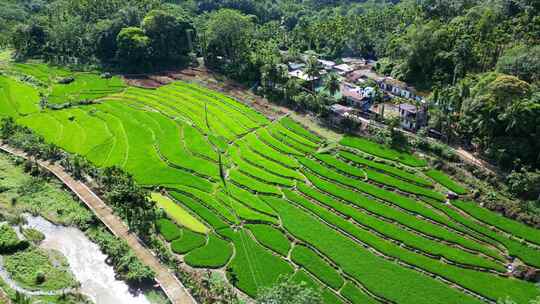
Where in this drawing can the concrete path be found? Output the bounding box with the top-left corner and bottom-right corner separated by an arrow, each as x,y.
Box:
0,143 -> 197,304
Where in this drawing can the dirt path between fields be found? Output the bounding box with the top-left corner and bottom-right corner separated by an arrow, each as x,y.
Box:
0,143 -> 197,304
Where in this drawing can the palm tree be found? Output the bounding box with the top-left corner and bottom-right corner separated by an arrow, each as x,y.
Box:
285,78 -> 302,105
305,56 -> 321,92
325,72 -> 340,97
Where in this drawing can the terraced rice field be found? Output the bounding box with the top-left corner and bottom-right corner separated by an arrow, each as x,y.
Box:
1,62 -> 540,304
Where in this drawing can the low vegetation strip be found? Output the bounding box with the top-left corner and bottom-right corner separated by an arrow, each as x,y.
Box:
292,185 -> 505,272
453,201 -> 540,246
279,116 -> 323,144
363,167 -> 445,201
257,128 -> 304,156
292,270 -> 347,304
152,192 -> 209,234
169,190 -> 230,230
303,172 -> 503,260
290,244 -> 344,290
229,169 -> 282,195
172,186 -> 238,225
340,136 -> 427,167
316,153 -> 443,200
340,282 -> 380,304
266,195 -> 540,304
216,191 -> 278,224
273,123 -> 319,149
339,150 -> 432,186
231,146 -> 295,187
315,153 -> 366,179
246,224 -> 290,256
302,158 -> 450,228
426,170 -> 467,194
237,143 -> 305,180
244,133 -> 300,168
269,127 -> 317,154
420,198 -> 540,268
227,183 -> 277,216
262,196 -> 484,304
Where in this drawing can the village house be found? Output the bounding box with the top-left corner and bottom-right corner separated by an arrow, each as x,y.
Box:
288,69 -> 323,88
379,77 -> 418,100
398,103 -> 428,130
318,59 -> 336,71
329,104 -> 353,124
340,83 -> 375,112
288,62 -> 305,71
333,63 -> 354,75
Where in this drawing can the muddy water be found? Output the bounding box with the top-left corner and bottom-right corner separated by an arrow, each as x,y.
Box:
24,216 -> 151,304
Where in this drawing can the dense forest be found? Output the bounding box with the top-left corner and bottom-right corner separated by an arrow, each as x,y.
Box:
1,0 -> 539,202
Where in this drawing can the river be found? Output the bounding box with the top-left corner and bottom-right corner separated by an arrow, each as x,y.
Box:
23,216 -> 151,304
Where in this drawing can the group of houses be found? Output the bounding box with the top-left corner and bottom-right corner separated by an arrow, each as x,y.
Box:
286,54 -> 428,131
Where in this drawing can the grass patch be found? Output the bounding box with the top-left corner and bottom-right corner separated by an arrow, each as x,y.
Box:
291,245 -> 344,290
3,247 -> 77,291
340,136 -> 427,167
246,224 -> 290,256
339,150 -> 432,186
426,170 -> 467,195
156,218 -> 183,242
280,116 -> 323,144
184,234 -> 233,268
0,224 -> 28,253
221,228 -> 294,297
340,282 -> 379,304
453,201 -> 540,246
169,190 -> 231,230
170,230 -> 207,254
152,192 -> 209,234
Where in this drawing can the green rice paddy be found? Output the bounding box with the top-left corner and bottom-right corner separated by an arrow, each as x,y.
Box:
1,62 -> 539,304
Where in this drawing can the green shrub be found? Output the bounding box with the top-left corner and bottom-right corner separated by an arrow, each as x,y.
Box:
22,228 -> 45,244
0,224 -> 28,253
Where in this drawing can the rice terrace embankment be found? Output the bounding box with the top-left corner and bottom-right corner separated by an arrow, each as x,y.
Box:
1,61 -> 539,304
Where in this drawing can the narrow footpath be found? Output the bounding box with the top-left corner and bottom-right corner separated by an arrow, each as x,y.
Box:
0,143 -> 197,304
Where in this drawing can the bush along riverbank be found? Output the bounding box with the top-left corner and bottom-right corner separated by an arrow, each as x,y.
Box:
0,145 -> 156,303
